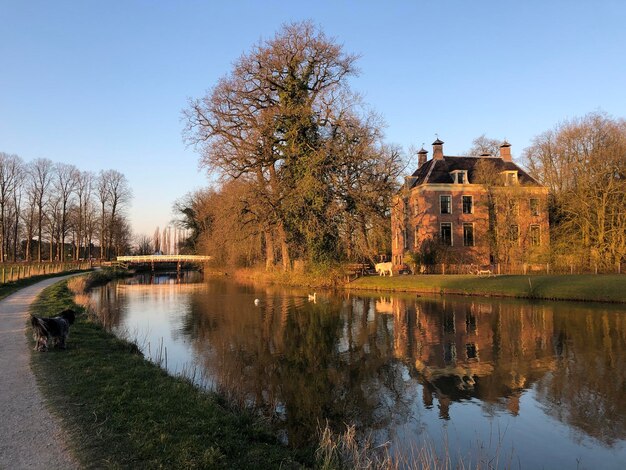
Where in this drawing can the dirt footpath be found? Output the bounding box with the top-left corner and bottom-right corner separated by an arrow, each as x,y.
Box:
0,276 -> 80,470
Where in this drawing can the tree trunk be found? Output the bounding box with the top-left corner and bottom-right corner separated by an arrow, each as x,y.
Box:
100,201 -> 106,259
37,205 -> 43,262
277,222 -> 290,270
1,204 -> 6,262
264,229 -> 275,270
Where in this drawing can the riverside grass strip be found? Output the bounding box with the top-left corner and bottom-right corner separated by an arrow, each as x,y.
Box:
30,279 -> 305,469
349,274 -> 626,303
0,269 -> 92,301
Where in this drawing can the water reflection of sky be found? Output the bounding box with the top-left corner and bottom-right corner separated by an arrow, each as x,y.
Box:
91,274 -> 626,469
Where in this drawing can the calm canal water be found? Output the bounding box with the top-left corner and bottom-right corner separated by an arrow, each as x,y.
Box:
91,273 -> 626,468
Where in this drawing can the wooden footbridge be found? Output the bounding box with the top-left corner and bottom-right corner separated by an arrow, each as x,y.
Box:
115,255 -> 213,271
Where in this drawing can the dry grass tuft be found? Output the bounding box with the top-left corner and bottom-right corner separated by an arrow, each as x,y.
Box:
66,276 -> 98,318
315,422 -> 513,470
67,276 -> 87,295
316,423 -> 395,470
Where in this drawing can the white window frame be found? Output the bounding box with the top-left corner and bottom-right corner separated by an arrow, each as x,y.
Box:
414,225 -> 419,249
413,198 -> 420,216
450,170 -> 468,184
440,222 -> 453,246
440,195 -> 452,214
529,198 -> 539,216
463,223 -> 475,247
508,199 -> 520,216
462,195 -> 474,214
509,224 -> 520,244
458,170 -> 468,184
530,224 -> 541,246
502,171 -> 519,186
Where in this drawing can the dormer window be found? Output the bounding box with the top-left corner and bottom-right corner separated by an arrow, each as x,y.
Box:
502,171 -> 518,186
450,170 -> 468,184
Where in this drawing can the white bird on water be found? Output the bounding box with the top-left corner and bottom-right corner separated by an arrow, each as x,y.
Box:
254,298 -> 260,306
308,293 -> 317,303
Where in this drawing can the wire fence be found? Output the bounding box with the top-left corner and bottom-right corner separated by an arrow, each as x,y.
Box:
413,262 -> 625,276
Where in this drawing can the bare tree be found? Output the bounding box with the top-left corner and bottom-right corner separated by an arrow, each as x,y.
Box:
84,197 -> 97,259
74,171 -> 93,260
184,21 -> 402,267
0,153 -> 24,261
53,163 -> 79,260
11,166 -> 24,261
28,158 -> 54,262
44,192 -> 61,260
21,184 -> 38,261
173,190 -> 214,254
104,170 -> 132,259
465,134 -> 503,157
135,234 -> 153,255
110,215 -> 133,257
0,151 -> 130,263
524,112 -> 626,269
96,171 -> 110,259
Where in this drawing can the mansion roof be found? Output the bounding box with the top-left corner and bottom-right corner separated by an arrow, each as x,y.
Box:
407,156 -> 541,189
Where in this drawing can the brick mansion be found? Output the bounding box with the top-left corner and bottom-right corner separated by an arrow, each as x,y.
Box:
391,139 -> 549,269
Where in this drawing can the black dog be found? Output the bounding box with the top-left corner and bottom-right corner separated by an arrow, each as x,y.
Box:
31,309 -> 76,351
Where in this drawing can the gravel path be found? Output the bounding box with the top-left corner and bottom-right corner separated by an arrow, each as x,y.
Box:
0,276 -> 80,470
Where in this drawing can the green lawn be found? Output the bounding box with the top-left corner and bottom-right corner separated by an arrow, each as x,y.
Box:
30,277 -> 305,469
350,274 -> 626,303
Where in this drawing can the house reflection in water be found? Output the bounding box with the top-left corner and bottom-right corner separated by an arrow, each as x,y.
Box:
376,295 -> 626,441
377,298 -> 556,419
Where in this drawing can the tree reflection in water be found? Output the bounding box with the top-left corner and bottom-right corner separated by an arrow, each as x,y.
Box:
93,275 -> 626,466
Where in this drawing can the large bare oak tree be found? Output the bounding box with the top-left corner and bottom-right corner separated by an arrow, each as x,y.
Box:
183,21 -> 403,268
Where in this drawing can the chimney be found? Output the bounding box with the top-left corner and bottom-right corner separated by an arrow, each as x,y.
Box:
500,140 -> 512,162
417,147 -> 428,167
432,138 -> 444,160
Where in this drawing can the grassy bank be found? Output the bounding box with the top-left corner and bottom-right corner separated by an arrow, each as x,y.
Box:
0,269 -> 92,300
349,274 -> 626,303
30,274 -> 305,469
234,265 -> 347,288
234,265 -> 626,303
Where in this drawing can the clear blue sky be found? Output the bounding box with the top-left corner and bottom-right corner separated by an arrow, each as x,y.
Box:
1,1 -> 624,236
